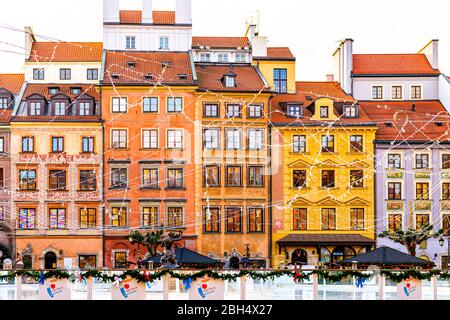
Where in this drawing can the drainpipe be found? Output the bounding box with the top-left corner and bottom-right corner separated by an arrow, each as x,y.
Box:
373,139 -> 377,249
99,51 -> 106,268
268,93 -> 274,267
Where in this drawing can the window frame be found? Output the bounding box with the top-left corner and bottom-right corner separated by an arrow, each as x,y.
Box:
248,207 -> 264,233
59,68 -> 71,81
203,206 -> 220,233
225,207 -> 243,233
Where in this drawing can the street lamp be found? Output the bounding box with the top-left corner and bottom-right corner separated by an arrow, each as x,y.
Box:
439,236 -> 450,269
439,237 -> 444,247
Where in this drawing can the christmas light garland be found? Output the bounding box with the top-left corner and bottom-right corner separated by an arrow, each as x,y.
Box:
1,269 -> 450,284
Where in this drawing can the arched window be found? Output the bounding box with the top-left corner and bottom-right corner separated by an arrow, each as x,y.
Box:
331,246 -> 356,263
44,251 -> 57,269
291,249 -> 308,265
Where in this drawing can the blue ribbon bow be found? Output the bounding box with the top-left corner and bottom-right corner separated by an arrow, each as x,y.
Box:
356,277 -> 365,288
38,273 -> 45,285
183,278 -> 192,290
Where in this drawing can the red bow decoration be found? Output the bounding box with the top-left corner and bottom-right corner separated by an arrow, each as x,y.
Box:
143,271 -> 152,283
294,266 -> 303,283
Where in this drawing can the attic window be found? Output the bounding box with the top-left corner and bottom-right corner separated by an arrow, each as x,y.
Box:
306,96 -> 313,101
287,104 -> 302,118
436,122 -> 443,127
385,122 -> 393,127
343,105 -> 358,118
127,61 -> 136,68
144,73 -> 153,80
111,73 -> 120,79
162,61 -> 171,68
178,74 -> 188,80
224,75 -> 236,88
71,87 -> 81,95
48,87 -> 59,95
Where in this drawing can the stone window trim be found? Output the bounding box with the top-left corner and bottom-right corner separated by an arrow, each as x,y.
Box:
108,202 -> 129,228
112,249 -> 129,269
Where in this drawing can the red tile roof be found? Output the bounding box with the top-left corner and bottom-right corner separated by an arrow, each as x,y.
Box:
22,83 -> 99,101
254,47 -> 295,60
103,51 -> 195,86
28,42 -> 103,63
271,82 -> 374,126
353,54 -> 440,76
192,37 -> 250,49
119,10 -> 176,25
0,110 -> 13,124
361,100 -> 450,142
196,65 -> 268,92
0,74 -> 24,95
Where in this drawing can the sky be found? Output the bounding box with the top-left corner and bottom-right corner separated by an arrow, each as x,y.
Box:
0,0 -> 449,80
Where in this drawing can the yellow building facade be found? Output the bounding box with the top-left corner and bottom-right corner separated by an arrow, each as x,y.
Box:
270,83 -> 377,267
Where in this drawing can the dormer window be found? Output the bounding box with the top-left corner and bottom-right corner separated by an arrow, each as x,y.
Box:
30,101 -> 42,116
127,61 -> 136,68
225,76 -> 235,87
287,104 -> 302,118
111,73 -> 120,79
178,74 -> 188,80
54,101 -> 66,116
79,102 -> 91,116
320,106 -> 329,118
144,73 -> 153,80
71,87 -> 81,95
162,62 -> 171,68
0,97 -> 8,109
344,105 -> 358,118
48,87 -> 59,95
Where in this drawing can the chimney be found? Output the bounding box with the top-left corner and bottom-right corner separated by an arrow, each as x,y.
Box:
418,39 -> 439,70
103,0 -> 120,23
326,74 -> 334,82
24,26 -> 36,60
332,38 -> 353,95
252,36 -> 268,57
142,0 -> 153,24
175,0 -> 192,25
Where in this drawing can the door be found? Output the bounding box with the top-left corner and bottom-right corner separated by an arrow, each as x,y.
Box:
291,249 -> 308,265
230,257 -> 240,269
44,252 -> 57,269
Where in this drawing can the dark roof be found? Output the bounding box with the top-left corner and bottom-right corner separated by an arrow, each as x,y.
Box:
143,247 -> 222,266
339,246 -> 433,266
277,234 -> 375,245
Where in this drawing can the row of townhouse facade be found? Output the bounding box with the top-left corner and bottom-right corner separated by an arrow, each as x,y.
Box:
0,0 -> 450,270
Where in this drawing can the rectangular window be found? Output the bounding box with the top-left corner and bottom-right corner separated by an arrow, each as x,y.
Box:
350,135 -> 363,152
226,104 -> 241,118
49,170 -> 66,191
321,208 -> 336,230
443,183 -> 450,200
30,102 -> 42,116
0,98 -> 8,109
293,170 -> 306,188
82,137 -> 95,153
415,214 -> 430,230
142,168 -> 159,189
167,207 -> 183,228
167,97 -> 183,113
322,170 -> 335,188
411,86 -> 422,99
225,166 -> 242,187
19,170 -> 36,190
59,68 -> 71,80
0,168 -> 3,188
350,208 -> 364,230
248,207 -> 264,233
344,105 -> 357,117
49,208 -> 66,229
114,251 -> 128,268
350,170 -> 364,188
226,207 -> 242,233
142,129 -> 158,149
292,135 -> 306,153
388,154 -> 402,169
321,135 -> 335,153
235,53 -> 246,63
167,130 -> 183,149
204,207 -> 220,233
248,166 -> 264,187
247,129 -> 264,150
388,182 -> 402,200
287,104 -> 302,117
391,86 -> 402,99
112,97 -> 127,113
33,68 -> 44,80
111,129 -> 127,149
167,168 -> 184,189
87,68 -> 98,80
203,128 -> 220,150
79,255 -> 97,269
372,86 -> 383,99
0,137 -> 4,153
225,128 -> 242,150
80,170 -> 97,191
248,104 -> 263,118
79,102 -> 90,116
80,208 -> 96,229
18,208 -> 35,230
443,155 -> 450,169
293,208 -> 307,231
111,207 -> 127,227
200,53 -> 211,62
143,97 -> 158,113
320,106 -> 329,118
142,207 -> 159,227
203,165 -> 220,187
22,137 -> 34,153
218,53 -> 229,62
203,103 -> 219,117
111,168 -> 128,189
416,183 -> 429,200
274,68 -> 287,93
415,154 -> 429,169
443,214 -> 450,236
159,37 -> 169,50
388,214 -> 402,232
51,137 -> 64,153
126,36 -> 136,49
